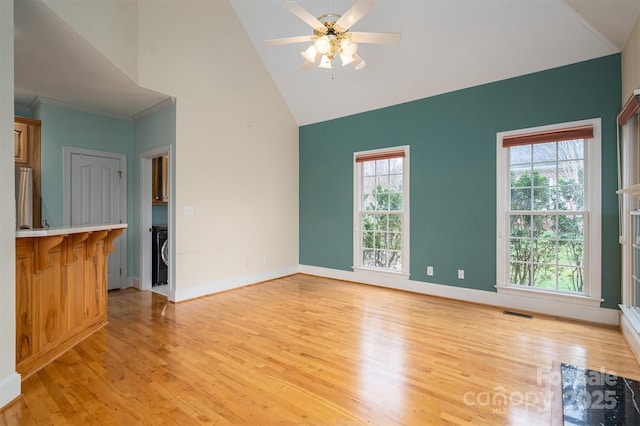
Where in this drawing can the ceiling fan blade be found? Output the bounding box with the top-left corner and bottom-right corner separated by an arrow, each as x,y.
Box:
264,35 -> 313,46
283,1 -> 324,29
301,61 -> 315,71
335,0 -> 375,30
349,32 -> 402,44
351,53 -> 367,70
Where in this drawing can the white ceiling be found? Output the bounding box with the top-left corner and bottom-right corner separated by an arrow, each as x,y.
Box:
13,0 -> 640,124
14,0 -> 169,119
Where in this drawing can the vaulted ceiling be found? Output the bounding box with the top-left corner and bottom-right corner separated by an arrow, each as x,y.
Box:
13,0 -> 640,125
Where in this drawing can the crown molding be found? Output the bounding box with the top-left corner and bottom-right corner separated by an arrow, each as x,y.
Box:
30,97 -> 133,121
132,97 -> 175,122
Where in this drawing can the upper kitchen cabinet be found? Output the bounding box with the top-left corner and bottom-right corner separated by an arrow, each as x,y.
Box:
152,155 -> 169,205
14,116 -> 42,227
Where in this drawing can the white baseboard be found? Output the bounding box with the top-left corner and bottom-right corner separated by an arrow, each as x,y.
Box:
174,266 -> 299,302
0,372 -> 21,410
128,276 -> 140,290
298,265 -> 620,325
621,311 -> 640,363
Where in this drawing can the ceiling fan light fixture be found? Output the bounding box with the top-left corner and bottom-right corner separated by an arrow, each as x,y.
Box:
301,45 -> 319,63
264,0 -> 401,72
318,54 -> 333,69
314,35 -> 331,54
340,39 -> 358,56
340,53 -> 355,66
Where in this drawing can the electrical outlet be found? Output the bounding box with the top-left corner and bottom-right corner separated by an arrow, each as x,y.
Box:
184,206 -> 194,216
263,257 -> 269,265
458,269 -> 464,279
426,266 -> 433,276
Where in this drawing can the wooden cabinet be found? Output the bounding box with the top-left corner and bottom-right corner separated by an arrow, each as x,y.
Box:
14,116 -> 42,227
15,227 -> 125,379
152,155 -> 169,204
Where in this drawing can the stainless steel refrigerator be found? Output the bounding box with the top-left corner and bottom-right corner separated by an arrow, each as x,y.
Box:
15,166 -> 33,229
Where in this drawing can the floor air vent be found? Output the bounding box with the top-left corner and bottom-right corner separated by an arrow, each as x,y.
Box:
503,310 -> 533,319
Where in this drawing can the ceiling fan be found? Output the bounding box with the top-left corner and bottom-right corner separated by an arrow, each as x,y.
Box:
264,0 -> 401,71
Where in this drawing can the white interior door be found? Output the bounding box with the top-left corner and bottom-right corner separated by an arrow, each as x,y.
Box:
69,152 -> 124,290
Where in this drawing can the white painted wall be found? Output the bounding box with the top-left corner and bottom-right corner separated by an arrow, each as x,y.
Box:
137,0 -> 299,299
0,0 -> 21,410
42,0 -> 139,83
623,15 -> 640,100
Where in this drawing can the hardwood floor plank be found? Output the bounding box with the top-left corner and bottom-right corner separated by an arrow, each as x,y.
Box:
2,274 -> 640,424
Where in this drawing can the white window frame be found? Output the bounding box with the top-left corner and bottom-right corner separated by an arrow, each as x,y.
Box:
353,145 -> 410,279
619,113 -> 640,332
496,118 -> 603,307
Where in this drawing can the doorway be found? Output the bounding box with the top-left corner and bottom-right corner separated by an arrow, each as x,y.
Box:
63,147 -> 127,290
140,146 -> 174,301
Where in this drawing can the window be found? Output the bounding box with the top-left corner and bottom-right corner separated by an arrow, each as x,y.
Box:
496,119 -> 601,305
353,146 -> 410,277
618,107 -> 640,329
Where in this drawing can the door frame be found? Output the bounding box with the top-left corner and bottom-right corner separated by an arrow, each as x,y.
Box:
140,145 -> 174,301
63,146 -> 128,289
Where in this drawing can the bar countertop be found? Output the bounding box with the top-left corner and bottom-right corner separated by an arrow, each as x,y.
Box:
16,223 -> 127,238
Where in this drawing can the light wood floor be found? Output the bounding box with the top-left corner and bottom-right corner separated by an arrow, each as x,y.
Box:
2,274 -> 640,425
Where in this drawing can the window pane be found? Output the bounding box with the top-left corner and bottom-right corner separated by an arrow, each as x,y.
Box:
533,263 -> 556,289
510,215 -> 531,238
376,159 -> 389,175
363,176 -> 376,194
558,215 -> 583,240
510,261 -> 530,286
533,187 -> 553,210
533,142 -> 556,163
389,192 -> 402,211
558,160 -> 583,184
362,231 -> 374,249
389,174 -> 402,192
510,238 -> 531,263
363,194 -> 377,211
362,250 -> 375,267
388,214 -> 402,232
533,239 -> 557,267
376,214 -> 389,232
389,232 -> 401,250
557,185 -> 583,211
363,161 -> 376,177
511,188 -> 532,210
390,158 -> 403,174
558,265 -> 583,293
377,175 -> 390,192
533,215 -> 557,238
510,145 -> 531,165
558,140 -> 583,161
374,232 -> 387,249
511,169 -> 531,187
387,250 -> 401,270
534,162 -> 556,186
377,193 -> 391,211
362,214 -> 375,231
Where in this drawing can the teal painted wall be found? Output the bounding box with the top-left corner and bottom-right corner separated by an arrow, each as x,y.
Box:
15,105 -> 33,118
300,54 -> 622,309
133,103 -> 176,280
152,205 -> 168,226
37,103 -> 135,271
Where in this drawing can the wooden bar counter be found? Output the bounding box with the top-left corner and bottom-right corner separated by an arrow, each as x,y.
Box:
15,224 -> 126,379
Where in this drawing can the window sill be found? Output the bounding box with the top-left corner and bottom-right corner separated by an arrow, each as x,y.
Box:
495,285 -> 603,308
352,266 -> 410,280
